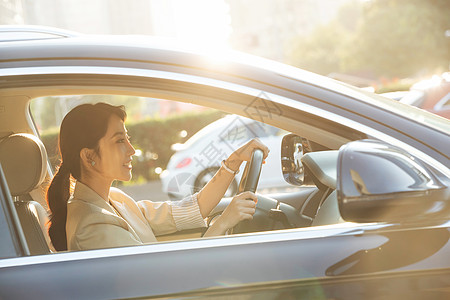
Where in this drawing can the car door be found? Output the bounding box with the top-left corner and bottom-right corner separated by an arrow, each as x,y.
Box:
2,152 -> 450,300
2,217 -> 450,299
0,121 -> 449,300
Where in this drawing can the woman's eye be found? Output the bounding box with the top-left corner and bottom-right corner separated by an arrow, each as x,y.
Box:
117,136 -> 131,143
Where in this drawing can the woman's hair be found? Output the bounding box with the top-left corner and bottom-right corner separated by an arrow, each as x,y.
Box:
46,102 -> 126,251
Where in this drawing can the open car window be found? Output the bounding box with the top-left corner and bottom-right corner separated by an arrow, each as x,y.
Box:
25,94 -> 356,253
30,95 -> 297,200
27,95 -> 316,246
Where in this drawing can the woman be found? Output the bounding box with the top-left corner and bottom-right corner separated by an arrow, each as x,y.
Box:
46,103 -> 269,251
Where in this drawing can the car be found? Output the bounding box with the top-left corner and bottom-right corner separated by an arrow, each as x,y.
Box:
160,114 -> 291,200
0,26 -> 449,299
380,90 -> 409,101
400,73 -> 450,119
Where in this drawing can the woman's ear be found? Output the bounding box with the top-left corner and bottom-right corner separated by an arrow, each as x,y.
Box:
80,148 -> 96,167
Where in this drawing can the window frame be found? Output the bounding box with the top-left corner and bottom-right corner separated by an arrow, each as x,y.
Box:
0,164 -> 29,258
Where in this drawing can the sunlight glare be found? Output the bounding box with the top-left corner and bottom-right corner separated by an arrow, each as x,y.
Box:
170,0 -> 231,51
149,0 -> 233,67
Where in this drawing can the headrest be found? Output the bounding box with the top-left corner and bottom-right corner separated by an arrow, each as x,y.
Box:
0,133 -> 48,196
301,150 -> 338,190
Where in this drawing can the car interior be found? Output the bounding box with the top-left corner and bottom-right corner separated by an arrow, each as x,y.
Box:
0,92 -> 365,256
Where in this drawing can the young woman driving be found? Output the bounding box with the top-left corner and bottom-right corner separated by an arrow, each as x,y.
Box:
46,103 -> 269,251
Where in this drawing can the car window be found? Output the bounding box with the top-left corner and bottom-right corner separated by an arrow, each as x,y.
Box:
182,117 -> 230,148
220,122 -> 257,142
30,95 -> 293,202
26,94 -> 339,253
246,122 -> 280,137
30,95 -> 217,172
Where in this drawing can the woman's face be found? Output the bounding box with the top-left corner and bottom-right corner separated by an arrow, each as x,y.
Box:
94,114 -> 136,182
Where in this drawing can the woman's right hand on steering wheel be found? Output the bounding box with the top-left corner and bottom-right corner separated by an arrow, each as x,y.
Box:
203,191 -> 257,237
220,191 -> 257,229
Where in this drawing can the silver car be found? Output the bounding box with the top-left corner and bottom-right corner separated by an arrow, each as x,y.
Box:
0,26 -> 449,299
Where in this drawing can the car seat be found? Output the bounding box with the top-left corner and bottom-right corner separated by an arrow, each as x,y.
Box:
0,133 -> 54,254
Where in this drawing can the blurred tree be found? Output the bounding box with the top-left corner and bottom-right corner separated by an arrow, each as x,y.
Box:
344,0 -> 450,78
288,0 -> 450,79
287,0 -> 361,76
288,22 -> 349,76
335,0 -> 363,33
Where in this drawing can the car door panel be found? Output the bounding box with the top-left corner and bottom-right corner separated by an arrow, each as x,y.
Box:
1,223 -> 450,299
170,269 -> 450,300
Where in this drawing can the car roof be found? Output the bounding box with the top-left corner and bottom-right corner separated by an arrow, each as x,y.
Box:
0,25 -> 79,42
0,26 -> 449,136
0,25 -> 383,98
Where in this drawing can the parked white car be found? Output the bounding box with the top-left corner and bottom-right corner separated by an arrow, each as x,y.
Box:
160,114 -> 291,199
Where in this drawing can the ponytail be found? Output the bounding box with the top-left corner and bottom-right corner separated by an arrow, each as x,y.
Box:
47,164 -> 71,251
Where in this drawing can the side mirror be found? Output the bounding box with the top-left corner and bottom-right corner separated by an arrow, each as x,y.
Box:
337,140 -> 449,223
281,134 -> 304,185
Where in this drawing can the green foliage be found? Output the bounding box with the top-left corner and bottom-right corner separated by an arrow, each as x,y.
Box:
289,22 -> 350,76
288,0 -> 450,80
345,0 -> 450,78
287,0 -> 361,76
41,110 -> 226,181
374,81 -> 412,93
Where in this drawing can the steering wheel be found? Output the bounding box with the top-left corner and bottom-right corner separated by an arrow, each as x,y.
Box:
206,148 -> 296,234
237,149 -> 264,193
232,149 -> 264,233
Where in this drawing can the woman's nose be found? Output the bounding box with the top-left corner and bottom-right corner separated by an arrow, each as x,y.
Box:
128,141 -> 136,156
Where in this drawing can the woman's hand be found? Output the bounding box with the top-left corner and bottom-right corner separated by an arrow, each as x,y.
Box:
219,191 -> 257,229
225,138 -> 270,171
203,191 -> 258,236
198,138 -> 268,230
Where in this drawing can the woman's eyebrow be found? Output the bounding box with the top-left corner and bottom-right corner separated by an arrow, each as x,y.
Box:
111,131 -> 127,139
